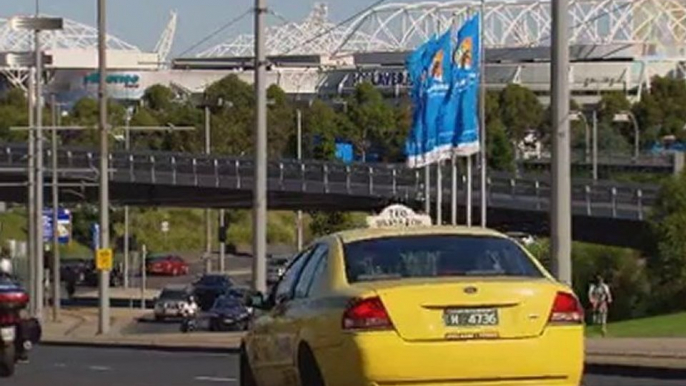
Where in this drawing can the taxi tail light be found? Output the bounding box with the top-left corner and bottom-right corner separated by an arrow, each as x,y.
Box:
342,296 -> 393,331
548,291 -> 584,324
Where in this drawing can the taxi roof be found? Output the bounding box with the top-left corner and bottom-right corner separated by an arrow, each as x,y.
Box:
333,225 -> 508,244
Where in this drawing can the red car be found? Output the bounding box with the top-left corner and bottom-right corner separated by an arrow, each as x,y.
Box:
146,255 -> 189,276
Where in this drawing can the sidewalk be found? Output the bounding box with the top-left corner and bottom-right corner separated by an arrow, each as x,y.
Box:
41,309 -> 686,369
586,337 -> 686,369
41,308 -> 243,352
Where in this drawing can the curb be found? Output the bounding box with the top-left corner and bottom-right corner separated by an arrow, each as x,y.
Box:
585,363 -> 686,379
40,339 -> 241,354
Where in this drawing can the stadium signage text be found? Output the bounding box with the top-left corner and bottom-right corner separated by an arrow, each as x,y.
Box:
352,70 -> 410,88
83,72 -> 141,89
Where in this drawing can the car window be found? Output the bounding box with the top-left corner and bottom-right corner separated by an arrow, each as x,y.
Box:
294,244 -> 328,299
306,247 -> 328,296
343,235 -> 543,283
160,290 -> 186,300
273,248 -> 313,304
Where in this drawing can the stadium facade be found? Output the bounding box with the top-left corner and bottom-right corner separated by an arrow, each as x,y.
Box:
1,1 -> 686,109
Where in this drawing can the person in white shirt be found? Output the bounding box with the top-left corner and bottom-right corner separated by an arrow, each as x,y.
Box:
588,275 -> 612,336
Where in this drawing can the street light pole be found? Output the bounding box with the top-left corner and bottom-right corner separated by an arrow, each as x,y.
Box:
253,0 -> 268,293
50,94 -> 60,322
97,0 -> 111,334
592,111 -> 598,181
479,0 -> 488,228
123,111 -> 131,289
204,104 -> 212,273
219,209 -> 226,273
551,0 -> 572,285
296,109 -> 303,251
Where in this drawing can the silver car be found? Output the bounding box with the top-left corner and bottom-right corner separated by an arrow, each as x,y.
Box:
153,286 -> 194,321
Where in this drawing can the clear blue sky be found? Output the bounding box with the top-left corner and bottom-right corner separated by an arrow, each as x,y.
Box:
4,0 -> 384,55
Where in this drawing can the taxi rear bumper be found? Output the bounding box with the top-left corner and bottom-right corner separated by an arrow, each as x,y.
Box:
314,326 -> 583,386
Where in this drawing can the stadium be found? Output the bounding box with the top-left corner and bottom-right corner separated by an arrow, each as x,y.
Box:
1,0 -> 686,108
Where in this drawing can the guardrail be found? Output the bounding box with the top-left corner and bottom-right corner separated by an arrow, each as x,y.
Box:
0,143 -> 659,221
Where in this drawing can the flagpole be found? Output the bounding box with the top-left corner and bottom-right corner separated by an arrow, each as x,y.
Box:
466,155 -> 473,226
479,0 -> 488,228
436,160 -> 442,225
451,155 -> 457,225
424,165 -> 431,216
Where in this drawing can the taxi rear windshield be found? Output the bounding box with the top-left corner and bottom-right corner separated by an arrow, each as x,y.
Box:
343,235 -> 542,283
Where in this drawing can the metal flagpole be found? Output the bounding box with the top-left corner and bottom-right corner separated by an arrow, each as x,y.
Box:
436,161 -> 442,225
451,155 -> 457,225
424,165 -> 431,216
479,0 -> 488,228
466,156 -> 473,227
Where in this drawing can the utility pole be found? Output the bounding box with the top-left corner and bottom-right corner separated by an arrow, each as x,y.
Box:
592,110 -> 598,181
27,67 -> 36,317
551,0 -> 572,285
97,0 -> 111,334
219,209 -> 226,273
123,111 -> 131,289
296,109 -> 303,251
253,0 -> 268,293
204,104 -> 212,273
50,94 -> 60,322
33,22 -> 44,323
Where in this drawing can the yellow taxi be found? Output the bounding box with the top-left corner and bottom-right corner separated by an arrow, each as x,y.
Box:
240,205 -> 584,386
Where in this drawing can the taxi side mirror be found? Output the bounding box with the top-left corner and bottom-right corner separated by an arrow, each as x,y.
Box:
246,292 -> 269,310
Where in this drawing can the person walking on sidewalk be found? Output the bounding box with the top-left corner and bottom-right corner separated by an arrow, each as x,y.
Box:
588,275 -> 612,336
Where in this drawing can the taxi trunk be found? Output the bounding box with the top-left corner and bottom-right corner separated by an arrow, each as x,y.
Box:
374,278 -> 559,341
335,278 -> 584,386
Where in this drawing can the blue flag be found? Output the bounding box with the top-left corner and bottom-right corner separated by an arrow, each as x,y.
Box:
451,14 -> 481,156
405,35 -> 438,168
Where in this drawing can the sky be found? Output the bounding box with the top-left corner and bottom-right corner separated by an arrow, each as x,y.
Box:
4,0 -> 385,56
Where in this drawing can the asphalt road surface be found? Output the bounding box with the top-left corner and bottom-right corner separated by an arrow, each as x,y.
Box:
10,346 -> 686,386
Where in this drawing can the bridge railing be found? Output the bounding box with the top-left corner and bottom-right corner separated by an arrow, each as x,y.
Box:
0,144 -> 660,220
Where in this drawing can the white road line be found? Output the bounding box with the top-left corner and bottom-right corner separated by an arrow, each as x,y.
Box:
194,376 -> 237,383
53,363 -> 66,368
88,365 -> 112,371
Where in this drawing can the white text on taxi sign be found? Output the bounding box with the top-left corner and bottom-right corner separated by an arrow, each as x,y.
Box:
366,204 -> 432,229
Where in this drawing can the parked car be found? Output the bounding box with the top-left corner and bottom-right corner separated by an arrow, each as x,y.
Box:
81,260 -> 124,287
60,258 -> 89,284
193,274 -> 233,311
146,255 -> 189,276
207,295 -> 252,331
153,285 -> 195,321
267,255 -> 290,285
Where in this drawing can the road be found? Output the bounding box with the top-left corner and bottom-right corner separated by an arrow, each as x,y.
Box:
10,346 -> 686,386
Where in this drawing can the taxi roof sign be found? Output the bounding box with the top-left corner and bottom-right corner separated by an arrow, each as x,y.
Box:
366,204 -> 432,229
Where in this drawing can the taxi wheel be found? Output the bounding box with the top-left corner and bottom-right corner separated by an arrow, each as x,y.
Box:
298,345 -> 325,386
239,347 -> 257,386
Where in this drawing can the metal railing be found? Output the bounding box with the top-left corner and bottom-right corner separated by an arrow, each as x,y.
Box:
0,143 -> 659,221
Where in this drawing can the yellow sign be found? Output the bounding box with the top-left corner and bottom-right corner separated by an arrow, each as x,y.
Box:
95,248 -> 113,271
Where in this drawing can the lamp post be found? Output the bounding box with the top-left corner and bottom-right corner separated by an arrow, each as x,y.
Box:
8,15 -> 63,321
614,111 -> 640,160
296,109 -> 303,251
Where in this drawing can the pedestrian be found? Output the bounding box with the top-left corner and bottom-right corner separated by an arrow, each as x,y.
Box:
588,275 -> 612,336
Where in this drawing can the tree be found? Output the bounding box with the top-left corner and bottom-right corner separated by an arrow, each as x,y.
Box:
647,170 -> 686,312
309,211 -> 362,238
484,91 -> 514,171
345,83 -> 395,161
204,75 -> 255,156
267,85 -> 295,158
143,85 -> 175,113
302,100 -> 340,160
498,84 -> 544,140
633,76 -> 686,143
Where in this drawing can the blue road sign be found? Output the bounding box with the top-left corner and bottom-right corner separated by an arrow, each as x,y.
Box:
90,223 -> 100,251
42,208 -> 72,244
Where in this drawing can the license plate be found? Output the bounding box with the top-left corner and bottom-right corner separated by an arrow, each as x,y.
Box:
0,327 -> 15,342
444,308 -> 499,327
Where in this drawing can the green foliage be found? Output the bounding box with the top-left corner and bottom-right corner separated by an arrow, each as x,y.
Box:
633,76 -> 686,142
498,84 -> 544,140
345,83 -> 396,161
586,312 -> 686,338
308,212 -> 366,238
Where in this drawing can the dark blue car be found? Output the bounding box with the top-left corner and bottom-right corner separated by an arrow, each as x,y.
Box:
207,295 -> 252,331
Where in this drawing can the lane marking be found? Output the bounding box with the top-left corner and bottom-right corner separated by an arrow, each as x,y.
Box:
194,376 -> 237,383
53,363 -> 66,368
88,365 -> 112,371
